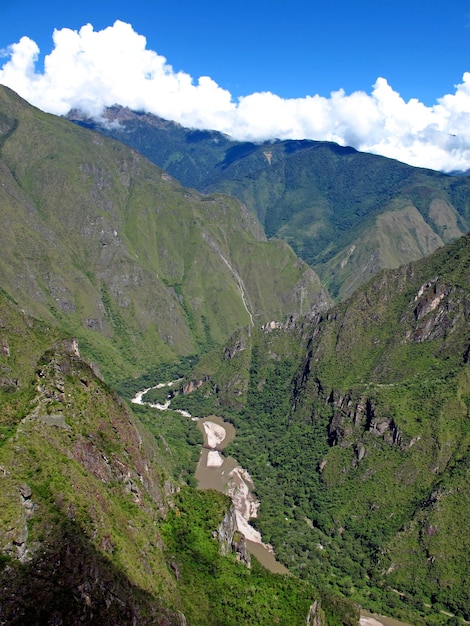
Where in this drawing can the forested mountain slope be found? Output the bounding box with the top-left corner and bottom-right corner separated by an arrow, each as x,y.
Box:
74,106 -> 470,301
0,292 -> 343,626
203,140 -> 470,301
0,86 -> 328,385
172,234 -> 470,624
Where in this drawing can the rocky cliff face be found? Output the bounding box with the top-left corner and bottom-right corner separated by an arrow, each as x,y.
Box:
217,506 -> 251,567
306,601 -> 327,626
294,236 -> 470,440
325,390 -> 403,452
0,304 -> 186,624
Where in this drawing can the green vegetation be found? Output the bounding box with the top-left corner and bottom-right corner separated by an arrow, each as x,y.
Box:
0,85 -> 328,386
78,105 -> 470,302
132,403 -> 202,486
0,292 -> 354,625
161,488 -> 333,626
3,86 -> 470,624
115,354 -> 198,398
203,142 -> 470,301
181,235 -> 470,624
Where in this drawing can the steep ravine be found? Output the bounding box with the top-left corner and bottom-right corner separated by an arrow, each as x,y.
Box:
131,383 -> 287,574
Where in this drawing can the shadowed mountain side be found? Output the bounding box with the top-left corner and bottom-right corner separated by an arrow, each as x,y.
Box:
0,86 -> 330,384
0,293 -> 352,626
1,518 -> 184,626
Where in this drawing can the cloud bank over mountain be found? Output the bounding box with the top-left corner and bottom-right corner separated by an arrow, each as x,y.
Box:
2,20 -> 470,172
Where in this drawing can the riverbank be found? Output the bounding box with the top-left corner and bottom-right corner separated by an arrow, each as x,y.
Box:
360,611 -> 412,626
131,385 -> 288,574
195,415 -> 288,574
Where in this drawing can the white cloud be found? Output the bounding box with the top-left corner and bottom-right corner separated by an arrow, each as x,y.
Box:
1,20 -> 470,172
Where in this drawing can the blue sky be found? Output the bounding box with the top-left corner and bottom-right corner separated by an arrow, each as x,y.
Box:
2,0 -> 470,104
2,0 -> 470,171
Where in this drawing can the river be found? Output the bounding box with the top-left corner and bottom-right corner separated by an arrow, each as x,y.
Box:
132,383 -> 414,622
195,415 -> 288,574
131,384 -> 288,574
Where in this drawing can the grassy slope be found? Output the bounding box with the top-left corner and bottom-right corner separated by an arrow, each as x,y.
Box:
203,141 -> 470,300
80,108 -> 470,303
0,86 -> 329,384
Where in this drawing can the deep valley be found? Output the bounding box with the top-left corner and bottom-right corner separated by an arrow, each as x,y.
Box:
1,84 -> 469,625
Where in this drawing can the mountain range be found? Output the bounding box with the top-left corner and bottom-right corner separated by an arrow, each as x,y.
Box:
70,106 -> 470,301
0,86 -> 329,385
1,84 -> 470,625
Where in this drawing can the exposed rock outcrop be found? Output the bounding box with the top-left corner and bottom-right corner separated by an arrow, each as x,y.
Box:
224,334 -> 247,359
217,506 -> 251,567
326,391 -> 404,450
181,377 -> 207,395
306,600 -> 326,626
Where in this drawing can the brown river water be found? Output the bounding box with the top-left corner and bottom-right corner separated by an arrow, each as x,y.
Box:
131,386 -> 287,573
195,415 -> 288,575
